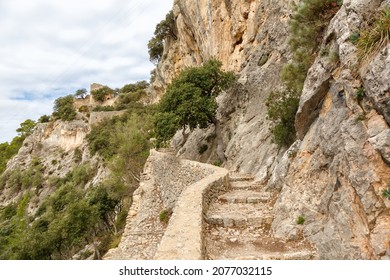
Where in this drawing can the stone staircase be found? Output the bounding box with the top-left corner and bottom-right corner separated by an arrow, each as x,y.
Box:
204,172 -> 317,260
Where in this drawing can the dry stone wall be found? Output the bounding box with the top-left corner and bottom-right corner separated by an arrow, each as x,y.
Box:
104,150 -> 229,260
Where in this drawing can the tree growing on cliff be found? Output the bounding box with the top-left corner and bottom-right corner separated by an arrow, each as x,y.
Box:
53,95 -> 77,121
91,86 -> 115,102
155,59 -> 236,161
147,10 -> 177,64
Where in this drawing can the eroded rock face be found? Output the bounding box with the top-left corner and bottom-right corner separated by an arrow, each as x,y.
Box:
153,0 -> 390,259
271,1 -> 390,259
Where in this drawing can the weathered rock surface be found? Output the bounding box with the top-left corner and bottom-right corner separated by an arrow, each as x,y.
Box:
150,0 -> 390,259
271,1 -> 390,259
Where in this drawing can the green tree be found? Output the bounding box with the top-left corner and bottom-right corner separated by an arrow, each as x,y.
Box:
53,95 -> 76,121
155,59 -> 236,161
74,88 -> 87,99
16,119 -> 36,137
91,86 -> 115,102
38,115 -> 51,123
148,10 -> 177,64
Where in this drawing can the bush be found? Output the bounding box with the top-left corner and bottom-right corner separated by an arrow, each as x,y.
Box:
154,59 -> 236,144
78,105 -> 89,113
38,115 -> 51,123
91,86 -> 115,102
357,9 -> 390,63
297,216 -> 305,225
266,0 -> 341,147
73,148 -> 82,163
266,89 -> 300,147
53,95 -> 76,121
159,209 -> 173,224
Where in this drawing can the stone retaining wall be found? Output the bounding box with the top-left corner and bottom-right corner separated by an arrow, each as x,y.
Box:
154,157 -> 229,260
104,150 -> 229,260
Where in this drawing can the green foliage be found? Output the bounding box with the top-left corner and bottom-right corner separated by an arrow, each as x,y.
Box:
357,9 -> 390,62
213,160 -> 223,167
297,215 -> 305,225
78,105 -> 89,113
120,81 -> 149,93
356,87 -> 365,103
53,95 -> 77,121
284,0 -> 341,93
0,136 -> 24,175
92,105 -> 116,112
74,88 -> 87,99
155,59 -> 236,143
266,0 -> 341,147
91,86 -> 115,102
73,148 -> 82,163
148,10 -> 177,64
16,119 -> 36,137
383,178 -> 390,200
159,209 -> 172,224
349,32 -> 360,44
38,115 -> 51,123
266,89 -> 300,147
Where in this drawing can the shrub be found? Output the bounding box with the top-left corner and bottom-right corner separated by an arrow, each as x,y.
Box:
92,105 -> 116,112
53,95 -> 76,121
356,87 -> 365,103
73,148 -> 82,163
38,115 -> 51,123
357,9 -> 390,63
159,209 -> 173,224
78,105 -> 89,113
266,89 -> 300,147
349,32 -> 360,44
266,0 -> 341,147
297,216 -> 305,225
91,86 -> 115,102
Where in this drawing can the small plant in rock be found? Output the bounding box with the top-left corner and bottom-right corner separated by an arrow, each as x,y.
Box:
213,160 -> 223,167
357,9 -> 390,63
349,32 -> 360,44
383,178 -> 390,200
297,215 -> 305,225
159,209 -> 173,224
356,87 -> 365,103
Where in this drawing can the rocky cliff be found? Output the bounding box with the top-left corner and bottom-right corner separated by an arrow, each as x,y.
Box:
151,0 -> 390,259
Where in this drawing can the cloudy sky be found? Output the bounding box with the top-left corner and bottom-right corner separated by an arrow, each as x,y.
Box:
0,0 -> 173,143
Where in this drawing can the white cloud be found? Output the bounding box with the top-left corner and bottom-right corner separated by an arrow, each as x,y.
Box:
0,0 -> 173,142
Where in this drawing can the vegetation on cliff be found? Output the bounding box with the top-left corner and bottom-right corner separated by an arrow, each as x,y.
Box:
266,0 -> 341,147
155,59 -> 236,161
148,10 -> 177,64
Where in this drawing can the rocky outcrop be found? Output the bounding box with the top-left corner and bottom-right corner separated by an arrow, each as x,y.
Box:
270,1 -> 390,259
150,0 -> 390,259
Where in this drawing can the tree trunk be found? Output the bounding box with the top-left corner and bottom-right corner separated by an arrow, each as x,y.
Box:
211,117 -> 226,162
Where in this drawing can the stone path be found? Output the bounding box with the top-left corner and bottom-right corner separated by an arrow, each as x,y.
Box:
204,172 -> 318,260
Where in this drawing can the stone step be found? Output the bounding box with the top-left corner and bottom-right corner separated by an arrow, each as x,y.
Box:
218,190 -> 272,204
205,228 -> 317,260
205,203 -> 273,227
208,250 -> 317,260
229,180 -> 263,190
228,172 -> 255,182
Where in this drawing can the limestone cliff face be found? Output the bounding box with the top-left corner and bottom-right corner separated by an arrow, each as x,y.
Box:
152,0 -> 390,259
1,118 -> 108,212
